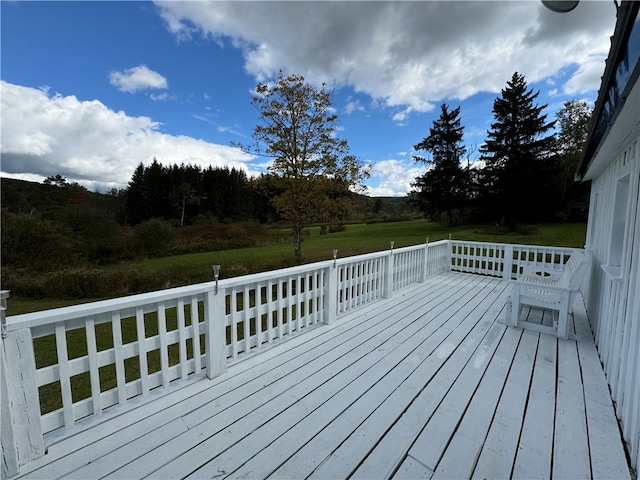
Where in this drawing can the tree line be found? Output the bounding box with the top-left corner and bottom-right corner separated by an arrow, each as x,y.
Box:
411,72 -> 591,228
125,161 -> 273,226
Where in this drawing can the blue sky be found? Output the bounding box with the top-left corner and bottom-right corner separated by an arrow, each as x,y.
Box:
1,1 -> 616,196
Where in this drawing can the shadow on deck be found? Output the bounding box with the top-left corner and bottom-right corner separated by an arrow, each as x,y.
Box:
14,272 -> 630,479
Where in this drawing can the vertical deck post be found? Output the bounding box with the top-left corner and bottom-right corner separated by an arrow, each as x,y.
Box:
503,244 -> 514,281
421,238 -> 429,282
324,261 -> 338,325
2,325 -> 44,478
385,242 -> 395,299
204,287 -> 227,379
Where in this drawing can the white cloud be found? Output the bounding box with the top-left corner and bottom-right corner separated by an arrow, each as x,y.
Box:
344,99 -> 365,115
149,92 -> 177,101
109,64 -> 169,93
392,107 -> 413,125
367,159 -> 423,197
155,1 -> 615,121
0,81 -> 255,189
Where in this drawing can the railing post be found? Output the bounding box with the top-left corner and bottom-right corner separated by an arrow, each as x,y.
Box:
1,290 -> 8,339
421,238 -> 429,282
385,242 -> 395,298
204,286 -> 227,380
2,319 -> 44,478
503,244 -> 514,281
324,260 -> 338,325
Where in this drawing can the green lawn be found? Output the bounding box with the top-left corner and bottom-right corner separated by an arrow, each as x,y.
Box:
8,220 -> 586,315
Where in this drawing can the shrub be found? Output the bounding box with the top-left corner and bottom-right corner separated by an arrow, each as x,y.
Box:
1,211 -> 78,271
134,218 -> 174,254
54,205 -> 122,262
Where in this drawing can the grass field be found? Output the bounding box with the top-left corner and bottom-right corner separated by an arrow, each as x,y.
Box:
8,220 -> 586,315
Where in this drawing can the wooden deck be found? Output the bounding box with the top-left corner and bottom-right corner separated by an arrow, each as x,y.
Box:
13,272 -> 630,480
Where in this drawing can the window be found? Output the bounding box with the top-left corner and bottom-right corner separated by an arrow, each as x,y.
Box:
610,173 -> 630,266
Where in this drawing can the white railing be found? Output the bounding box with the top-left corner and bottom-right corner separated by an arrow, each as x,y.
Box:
450,240 -> 577,280
0,239 -> 577,477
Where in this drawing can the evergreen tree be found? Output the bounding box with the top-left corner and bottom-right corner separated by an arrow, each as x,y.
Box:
125,163 -> 148,225
412,104 -> 466,225
480,72 -> 555,227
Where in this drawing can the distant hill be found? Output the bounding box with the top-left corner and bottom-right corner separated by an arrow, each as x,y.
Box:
1,177 -> 126,223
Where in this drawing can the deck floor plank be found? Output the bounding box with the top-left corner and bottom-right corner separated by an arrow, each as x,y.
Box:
471,328 -> 539,479
12,273 -> 630,480
430,325 -> 523,479
553,331 -> 591,479
407,309 -> 515,471
511,331 -> 557,479
309,280 -> 507,480
574,298 -> 632,479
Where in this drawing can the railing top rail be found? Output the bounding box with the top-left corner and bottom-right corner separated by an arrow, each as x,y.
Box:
450,239 -> 582,252
5,281 -> 218,332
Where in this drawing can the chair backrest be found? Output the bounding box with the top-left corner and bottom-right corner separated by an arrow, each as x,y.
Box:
559,251 -> 588,290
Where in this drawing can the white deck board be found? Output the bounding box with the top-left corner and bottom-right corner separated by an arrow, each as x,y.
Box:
12,272 -> 630,480
574,298 -> 632,479
472,328 -> 539,479
511,331 -> 557,479
553,332 -> 591,479
431,326 -> 522,479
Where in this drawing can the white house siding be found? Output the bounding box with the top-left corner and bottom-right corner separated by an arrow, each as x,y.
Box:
585,133 -> 640,471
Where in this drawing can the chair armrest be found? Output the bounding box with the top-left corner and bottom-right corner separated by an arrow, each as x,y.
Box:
511,278 -> 572,293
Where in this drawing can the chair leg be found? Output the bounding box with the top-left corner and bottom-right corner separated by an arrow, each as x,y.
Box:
510,297 -> 520,327
557,309 -> 569,340
504,298 -> 512,326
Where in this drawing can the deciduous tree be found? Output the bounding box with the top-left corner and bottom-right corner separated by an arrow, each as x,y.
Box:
554,100 -> 592,219
237,71 -> 368,258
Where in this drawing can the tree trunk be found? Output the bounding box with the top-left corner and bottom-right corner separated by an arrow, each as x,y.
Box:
180,196 -> 186,227
293,223 -> 302,259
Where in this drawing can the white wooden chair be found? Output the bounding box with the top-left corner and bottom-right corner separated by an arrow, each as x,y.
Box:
503,250 -> 589,340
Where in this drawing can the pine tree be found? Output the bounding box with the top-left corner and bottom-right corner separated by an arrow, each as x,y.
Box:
412,104 -> 466,225
480,72 -> 555,227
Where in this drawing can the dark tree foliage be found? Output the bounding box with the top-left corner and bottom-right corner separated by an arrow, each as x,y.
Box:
1,212 -> 77,271
412,104 -> 467,225
479,72 -> 556,227
125,161 -> 262,226
53,205 -> 122,262
553,99 -> 592,221
201,166 -> 257,222
1,176 -> 126,223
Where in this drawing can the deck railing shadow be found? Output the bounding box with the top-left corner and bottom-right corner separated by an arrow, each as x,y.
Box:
1,239 -> 580,477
